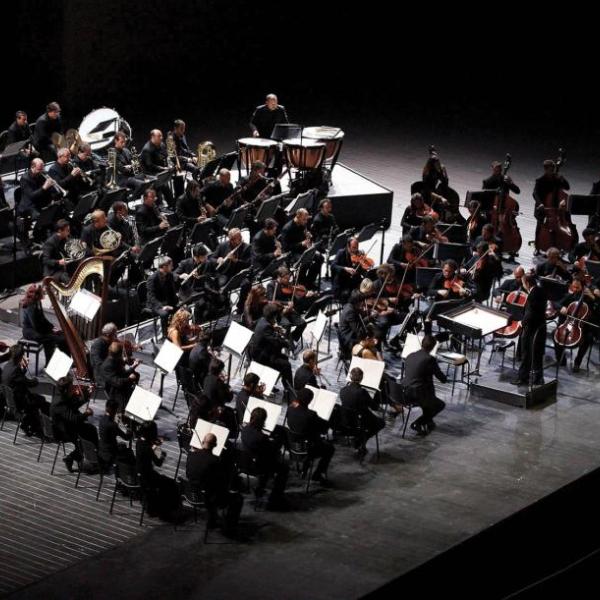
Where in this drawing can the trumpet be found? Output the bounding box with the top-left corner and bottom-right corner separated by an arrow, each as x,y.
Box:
41,172 -> 68,197
69,161 -> 94,186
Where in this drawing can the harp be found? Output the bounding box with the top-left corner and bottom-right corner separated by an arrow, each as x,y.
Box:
43,256 -> 113,379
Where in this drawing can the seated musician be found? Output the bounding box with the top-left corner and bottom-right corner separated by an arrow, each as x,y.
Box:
493,266 -> 525,304
401,193 -> 439,234
109,201 -> 141,264
339,367 -> 385,459
535,247 -> 571,282
570,227 -> 600,264
240,406 -> 290,511
189,329 -> 213,388
140,129 -> 174,208
211,227 -> 252,286
243,284 -> 268,330
147,256 -> 178,335
400,334 -> 447,436
235,372 -> 264,424
135,188 -> 169,243
186,432 -> 244,538
251,218 -> 282,273
366,264 -> 406,344
18,158 -> 54,223
51,375 -> 97,473
98,399 -> 133,469
250,93 -> 289,139
90,322 -> 118,383
387,234 -> 421,284
32,101 -> 62,161
206,169 -> 235,227
175,180 -> 212,232
42,219 -> 72,284
7,110 -> 32,145
203,358 -> 234,410
47,148 -> 82,208
101,341 -> 139,412
311,199 -> 339,245
113,131 -> 145,195
21,284 -> 68,364
293,349 -> 319,391
331,237 -> 364,302
466,200 -> 487,245
249,303 -> 293,387
553,278 -> 600,372
1,344 -> 49,436
425,259 -> 471,334
352,324 -> 383,360
169,119 -> 199,178
473,223 -> 502,255
167,308 -> 198,369
286,387 -> 334,486
338,289 -> 366,355
73,143 -> 97,174
266,267 -> 312,344
482,160 -> 521,194
469,241 -> 503,303
410,215 -> 448,245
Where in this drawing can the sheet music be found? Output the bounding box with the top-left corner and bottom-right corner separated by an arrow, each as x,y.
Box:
44,349 -> 73,382
306,385 -> 338,421
222,321 -> 254,356
244,397 -> 283,433
154,340 -> 184,374
401,333 -> 439,359
310,311 -> 328,345
69,289 -> 102,321
246,361 -> 280,396
190,419 -> 229,456
346,356 -> 385,391
125,386 -> 162,421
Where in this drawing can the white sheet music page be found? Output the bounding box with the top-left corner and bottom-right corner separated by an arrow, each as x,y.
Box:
154,340 -> 184,374
244,397 -> 283,433
401,333 -> 439,359
190,419 -> 229,456
346,356 -> 385,391
70,289 -> 102,321
306,385 -> 337,421
222,321 -> 254,356
246,361 -> 280,396
44,349 -> 73,382
125,386 -> 162,421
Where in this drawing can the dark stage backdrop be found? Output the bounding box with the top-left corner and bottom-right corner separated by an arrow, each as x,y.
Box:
4,1 -> 599,147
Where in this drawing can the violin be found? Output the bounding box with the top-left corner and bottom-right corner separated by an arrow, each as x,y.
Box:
443,275 -> 469,295
280,283 -> 308,299
404,251 -> 428,270
350,251 -> 375,270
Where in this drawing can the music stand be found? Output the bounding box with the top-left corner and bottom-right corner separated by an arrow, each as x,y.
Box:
285,189 -> 317,215
294,245 -> 317,270
161,224 -> 184,256
568,194 -> 600,216
34,204 -> 61,233
261,255 -> 288,279
439,222 -> 467,244
356,222 -> 379,243
225,206 -> 249,231
0,140 -> 29,184
139,236 -> 163,269
305,385 -> 337,422
464,190 -> 496,210
72,191 -> 98,224
539,277 -> 568,302
222,320 -> 254,382
221,267 -> 252,295
416,267 -> 442,290
255,196 -> 280,224
98,187 -> 128,213
330,229 -> 354,255
136,178 -> 156,198
154,170 -> 173,188
271,124 -> 302,142
190,220 -> 218,250
435,242 -> 471,265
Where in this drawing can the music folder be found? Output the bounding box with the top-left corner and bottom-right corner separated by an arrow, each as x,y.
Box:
153,340 -> 184,374
306,385 -> 337,421
44,349 -> 73,383
190,419 -> 229,456
346,356 -> 385,391
125,386 -> 162,422
243,397 -> 283,433
246,361 -> 280,396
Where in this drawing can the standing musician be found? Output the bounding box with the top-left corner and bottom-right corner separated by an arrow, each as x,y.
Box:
249,303 -> 293,387
280,208 -> 323,289
483,160 -> 521,194
140,129 -> 174,208
243,284 -> 269,330
311,199 -> 339,245
250,93 -> 289,139
42,219 -> 73,283
101,341 -> 140,412
401,193 -> 440,233
511,274 -> 548,386
169,119 -> 200,178
135,188 -> 169,243
113,132 -> 145,195
421,149 -> 449,194
535,247 -> 571,282
553,278 -> 600,372
32,101 -> 62,161
205,169 -> 235,226
410,215 -> 448,245
251,218 -> 282,273
147,256 -> 178,335
425,259 -> 471,334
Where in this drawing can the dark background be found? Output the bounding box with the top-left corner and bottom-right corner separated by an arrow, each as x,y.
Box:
5,1 -> 598,150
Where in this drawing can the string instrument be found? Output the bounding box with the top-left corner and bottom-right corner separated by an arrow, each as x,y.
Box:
365,273 -> 392,315
490,154 -> 522,253
495,289 -> 528,338
443,275 -> 470,296
554,291 -> 588,348
352,337 -> 383,361
416,202 -> 439,221
349,239 -> 377,274
467,201 -> 482,237
575,239 -> 600,272
535,148 -> 575,252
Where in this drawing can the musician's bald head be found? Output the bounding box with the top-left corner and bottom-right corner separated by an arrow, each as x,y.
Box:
31,158 -> 44,172
295,208 -> 310,226
228,228 -> 242,245
202,433 -> 217,450
150,129 -> 163,145
514,266 -> 525,279
101,323 -> 118,339
218,168 -> 231,184
92,210 -> 107,228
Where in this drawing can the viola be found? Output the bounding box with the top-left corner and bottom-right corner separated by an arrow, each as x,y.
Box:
280,283 -> 308,298
404,251 -> 428,269
443,275 -> 466,294
350,251 -> 375,270
416,203 -> 439,221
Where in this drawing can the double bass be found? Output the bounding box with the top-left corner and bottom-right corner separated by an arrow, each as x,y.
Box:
490,154 -> 522,254
535,148 -> 575,252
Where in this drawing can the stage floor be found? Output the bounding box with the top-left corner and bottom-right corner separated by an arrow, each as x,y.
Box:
2,124 -> 600,599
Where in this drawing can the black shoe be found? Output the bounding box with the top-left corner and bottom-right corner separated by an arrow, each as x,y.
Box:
426,420 -> 436,432
354,446 -> 368,459
63,456 -> 74,473
266,496 -> 291,511
311,473 -> 333,487
510,378 -> 526,386
573,363 -> 581,373
410,421 -> 427,436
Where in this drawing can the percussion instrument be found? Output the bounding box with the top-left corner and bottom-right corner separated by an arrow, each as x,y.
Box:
302,126 -> 344,166
282,138 -> 326,170
79,107 -> 132,152
237,137 -> 278,170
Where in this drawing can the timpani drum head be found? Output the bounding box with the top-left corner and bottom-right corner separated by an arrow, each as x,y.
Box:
237,137 -> 278,168
302,126 -> 344,160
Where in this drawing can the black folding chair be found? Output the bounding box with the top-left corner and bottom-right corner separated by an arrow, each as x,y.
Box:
75,437 -> 105,500
0,384 -> 25,444
109,459 -> 146,526
37,411 -> 67,474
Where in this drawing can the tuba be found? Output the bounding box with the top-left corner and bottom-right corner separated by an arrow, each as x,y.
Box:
197,141 -> 216,170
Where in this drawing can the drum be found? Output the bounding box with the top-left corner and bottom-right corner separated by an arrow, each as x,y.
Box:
302,126 -> 344,162
237,137 -> 278,170
282,138 -> 326,170
79,107 -> 132,152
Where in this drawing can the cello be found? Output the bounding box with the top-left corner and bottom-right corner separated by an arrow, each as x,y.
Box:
553,290 -> 588,348
535,148 -> 575,252
490,154 -> 522,254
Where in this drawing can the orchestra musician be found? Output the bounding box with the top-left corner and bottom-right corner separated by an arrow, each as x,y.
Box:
401,193 -> 440,233
251,218 -> 282,273
205,169 -> 235,226
493,266 -> 526,303
135,188 -> 169,243
352,325 -> 384,361
472,223 -> 502,254
47,148 -> 82,208
167,308 -> 199,368
98,399 -> 133,470
311,199 -> 339,244
410,215 -> 448,245
140,129 -> 175,208
466,200 -> 487,245
101,341 -> 139,412
169,119 -> 200,178
90,322 -> 118,383
146,256 -> 178,335
535,247 -> 570,282
41,219 -> 73,283
175,179 -> 212,232
109,201 -> 141,258
113,131 -> 145,195
482,160 -> 521,194
235,372 -> 265,424
32,101 -> 62,161
338,289 -> 366,355
7,110 -> 32,145
211,228 -> 252,286
243,284 -> 269,330
386,234 -> 426,292
202,358 -> 234,411
331,237 -> 366,302
512,274 -> 548,386
189,328 -> 213,388
570,228 -> 600,263
293,349 -> 320,391
468,241 -> 503,303
250,93 -> 289,139
17,158 -> 55,230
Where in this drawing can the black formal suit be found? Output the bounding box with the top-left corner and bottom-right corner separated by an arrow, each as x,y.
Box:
7,121 -> 32,144
175,190 -> 203,227
32,113 -> 62,160
339,381 -> 384,447
90,336 -> 111,382
18,170 -> 53,217
98,414 -> 131,467
250,317 -> 292,384
211,240 -> 252,285
202,374 -> 233,409
293,364 -> 318,390
250,104 -> 289,139
22,302 -> 66,362
146,270 -> 178,333
139,141 -> 174,207
517,284 -> 548,384
136,203 -> 165,243
482,174 -> 521,194
401,348 -> 447,427
338,302 -> 362,352
251,230 -> 278,271
101,356 -> 134,411
42,233 -> 69,282
535,260 -> 570,282
331,248 -> 361,301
